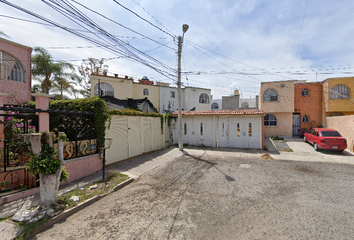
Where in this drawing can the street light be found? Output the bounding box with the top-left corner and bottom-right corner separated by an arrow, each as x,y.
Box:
178,24 -> 189,151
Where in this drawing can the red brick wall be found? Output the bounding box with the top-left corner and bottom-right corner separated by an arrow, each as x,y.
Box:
294,82 -> 323,129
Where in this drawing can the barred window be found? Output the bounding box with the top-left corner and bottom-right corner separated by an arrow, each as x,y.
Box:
263,89 -> 278,102
264,114 -> 277,126
302,115 -> 309,123
94,82 -> 114,96
199,93 -> 210,103
0,51 -> 26,83
241,102 -> 249,108
330,85 -> 349,99
143,89 -> 149,95
170,91 -> 175,98
302,89 -> 309,96
211,102 -> 219,109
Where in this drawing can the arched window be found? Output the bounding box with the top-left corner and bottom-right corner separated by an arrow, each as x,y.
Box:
0,51 -> 26,83
264,114 -> 277,126
263,89 -> 278,102
241,102 -> 249,109
94,82 -> 114,96
302,115 -> 309,123
211,102 -> 219,109
330,84 -> 349,99
170,91 -> 175,98
143,89 -> 149,96
199,93 -> 210,103
302,89 -> 309,96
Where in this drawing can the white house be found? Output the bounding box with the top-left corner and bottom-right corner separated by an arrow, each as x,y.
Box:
172,109 -> 264,149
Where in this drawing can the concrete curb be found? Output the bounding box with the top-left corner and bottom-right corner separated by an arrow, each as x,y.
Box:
28,178 -> 134,238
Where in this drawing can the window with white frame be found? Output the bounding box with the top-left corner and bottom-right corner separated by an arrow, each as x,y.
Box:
330,84 -> 349,99
0,51 -> 26,83
264,114 -> 277,126
143,88 -> 149,95
199,93 -> 210,103
94,82 -> 114,96
263,89 -> 278,102
302,115 -> 309,123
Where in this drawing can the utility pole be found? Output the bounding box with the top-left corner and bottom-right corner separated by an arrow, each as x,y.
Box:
177,24 -> 189,151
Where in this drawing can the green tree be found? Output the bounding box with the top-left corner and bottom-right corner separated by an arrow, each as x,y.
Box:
31,47 -> 78,94
78,58 -> 108,98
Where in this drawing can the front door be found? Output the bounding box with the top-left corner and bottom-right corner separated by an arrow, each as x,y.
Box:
292,114 -> 300,136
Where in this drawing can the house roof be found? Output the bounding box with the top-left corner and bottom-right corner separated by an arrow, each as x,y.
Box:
171,109 -> 263,116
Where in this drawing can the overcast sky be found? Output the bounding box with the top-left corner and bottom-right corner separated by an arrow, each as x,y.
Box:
1,0 -> 354,99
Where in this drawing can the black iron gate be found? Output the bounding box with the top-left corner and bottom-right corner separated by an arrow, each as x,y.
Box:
0,112 -> 38,195
292,113 -> 300,136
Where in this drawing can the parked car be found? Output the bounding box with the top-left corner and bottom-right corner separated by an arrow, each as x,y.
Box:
303,128 -> 347,152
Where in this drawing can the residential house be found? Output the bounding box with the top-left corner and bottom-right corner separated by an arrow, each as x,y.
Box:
211,99 -> 222,110
171,109 -> 264,149
215,89 -> 259,111
0,37 -> 32,103
294,82 -> 323,132
322,77 -> 354,120
259,80 -> 301,137
91,74 -> 212,113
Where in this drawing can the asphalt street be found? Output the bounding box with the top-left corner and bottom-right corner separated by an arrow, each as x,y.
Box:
31,151 -> 354,240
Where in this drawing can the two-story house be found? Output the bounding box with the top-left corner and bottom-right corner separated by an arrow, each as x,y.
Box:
0,37 -> 32,103
259,80 -> 299,137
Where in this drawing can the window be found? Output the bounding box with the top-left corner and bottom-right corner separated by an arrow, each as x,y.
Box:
170,91 -> 175,98
222,123 -> 224,136
200,123 -> 203,136
211,102 -> 219,109
263,89 -> 278,102
184,123 -> 187,135
302,89 -> 309,97
302,115 -> 309,123
264,114 -> 277,126
94,82 -> 114,96
143,89 -> 149,95
199,93 -> 210,103
249,123 -> 252,136
237,123 -> 240,137
321,131 -> 341,137
330,84 -> 349,99
0,51 -> 26,83
241,102 -> 249,109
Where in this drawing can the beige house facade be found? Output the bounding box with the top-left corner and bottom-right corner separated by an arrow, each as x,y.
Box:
259,80 -> 300,137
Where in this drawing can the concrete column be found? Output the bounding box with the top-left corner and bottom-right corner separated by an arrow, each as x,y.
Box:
32,93 -> 51,132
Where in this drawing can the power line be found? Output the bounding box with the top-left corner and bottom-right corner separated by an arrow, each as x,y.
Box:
294,0 -> 309,65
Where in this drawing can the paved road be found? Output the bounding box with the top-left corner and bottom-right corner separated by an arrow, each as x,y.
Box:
32,150 -> 354,240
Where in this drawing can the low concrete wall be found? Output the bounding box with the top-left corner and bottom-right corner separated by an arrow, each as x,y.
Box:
326,115 -> 354,151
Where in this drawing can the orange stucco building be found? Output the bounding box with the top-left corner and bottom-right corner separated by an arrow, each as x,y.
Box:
294,82 -> 323,129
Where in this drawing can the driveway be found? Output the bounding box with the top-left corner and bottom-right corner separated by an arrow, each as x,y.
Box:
271,137 -> 354,165
32,150 -> 354,240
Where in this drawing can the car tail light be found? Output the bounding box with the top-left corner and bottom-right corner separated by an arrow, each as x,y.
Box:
321,139 -> 326,143
344,139 -> 347,144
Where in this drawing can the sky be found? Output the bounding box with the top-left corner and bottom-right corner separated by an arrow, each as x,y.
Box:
1,0 -> 354,99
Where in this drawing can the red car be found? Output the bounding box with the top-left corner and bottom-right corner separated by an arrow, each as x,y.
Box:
304,128 -> 347,152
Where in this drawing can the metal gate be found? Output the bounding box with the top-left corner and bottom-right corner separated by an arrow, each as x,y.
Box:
292,114 -> 300,136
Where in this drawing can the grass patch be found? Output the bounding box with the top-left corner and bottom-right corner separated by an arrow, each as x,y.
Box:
13,172 -> 129,239
270,136 -> 284,140
15,216 -> 51,240
0,216 -> 12,222
283,148 -> 294,152
58,173 -> 129,209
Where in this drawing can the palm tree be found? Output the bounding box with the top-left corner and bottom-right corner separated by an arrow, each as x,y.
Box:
51,75 -> 80,100
32,47 -> 77,94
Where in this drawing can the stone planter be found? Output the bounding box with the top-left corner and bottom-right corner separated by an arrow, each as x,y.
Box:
39,173 -> 58,206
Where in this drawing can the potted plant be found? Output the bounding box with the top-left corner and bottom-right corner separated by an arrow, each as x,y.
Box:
25,132 -> 69,210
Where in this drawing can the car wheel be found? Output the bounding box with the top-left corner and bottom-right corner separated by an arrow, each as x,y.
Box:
314,143 -> 318,151
303,136 -> 307,142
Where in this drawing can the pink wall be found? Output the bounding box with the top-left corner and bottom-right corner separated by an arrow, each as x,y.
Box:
0,38 -> 32,103
63,154 -> 101,183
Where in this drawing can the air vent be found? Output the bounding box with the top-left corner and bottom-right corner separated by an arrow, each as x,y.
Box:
280,84 -> 285,87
